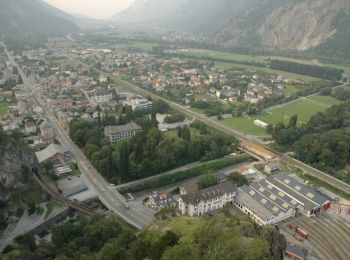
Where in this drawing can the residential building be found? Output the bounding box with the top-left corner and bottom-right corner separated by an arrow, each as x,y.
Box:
94,88 -> 114,103
25,121 -> 37,135
127,98 -> 153,110
264,162 -> 281,174
178,183 -> 236,216
146,191 -> 177,210
40,121 -> 54,142
104,122 -> 142,145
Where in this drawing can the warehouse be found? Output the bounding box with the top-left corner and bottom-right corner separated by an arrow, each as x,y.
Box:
233,173 -> 329,225
267,173 -> 329,217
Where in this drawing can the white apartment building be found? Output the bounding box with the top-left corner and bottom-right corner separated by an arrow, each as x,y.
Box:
126,98 -> 153,111
178,183 -> 236,216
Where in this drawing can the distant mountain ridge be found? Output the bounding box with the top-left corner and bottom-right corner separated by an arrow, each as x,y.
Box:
112,0 -> 350,57
0,0 -> 80,35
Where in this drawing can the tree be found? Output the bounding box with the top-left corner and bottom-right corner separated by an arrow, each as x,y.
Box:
229,172 -> 249,187
199,175 -> 218,189
261,226 -> 286,260
288,114 -> 298,128
118,141 -> 130,183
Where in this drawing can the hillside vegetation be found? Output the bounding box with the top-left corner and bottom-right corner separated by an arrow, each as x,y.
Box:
2,213 -> 286,259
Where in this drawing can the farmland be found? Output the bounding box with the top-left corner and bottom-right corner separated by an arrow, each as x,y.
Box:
220,96 -> 341,137
215,62 -> 320,82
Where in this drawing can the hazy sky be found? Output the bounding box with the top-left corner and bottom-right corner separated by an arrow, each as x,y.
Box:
45,0 -> 135,19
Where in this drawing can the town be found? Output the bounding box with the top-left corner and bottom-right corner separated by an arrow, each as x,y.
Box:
1,34 -> 350,260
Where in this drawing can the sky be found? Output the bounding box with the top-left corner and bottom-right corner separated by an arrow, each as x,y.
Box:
45,0 -> 135,19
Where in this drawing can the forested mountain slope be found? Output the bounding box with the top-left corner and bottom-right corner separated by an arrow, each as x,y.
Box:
0,0 -> 79,35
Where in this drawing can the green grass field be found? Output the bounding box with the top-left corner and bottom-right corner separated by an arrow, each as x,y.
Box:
0,102 -> 11,116
221,95 -> 341,136
323,63 -> 350,76
189,107 -> 206,115
114,41 -> 156,52
176,48 -> 264,63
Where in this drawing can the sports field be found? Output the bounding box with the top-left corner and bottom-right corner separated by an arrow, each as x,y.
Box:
221,96 -> 342,137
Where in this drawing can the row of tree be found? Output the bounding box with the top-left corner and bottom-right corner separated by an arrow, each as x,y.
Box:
270,60 -> 343,80
271,102 -> 350,182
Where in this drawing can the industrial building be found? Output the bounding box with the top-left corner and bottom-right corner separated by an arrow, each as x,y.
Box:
233,173 -> 329,225
58,176 -> 88,197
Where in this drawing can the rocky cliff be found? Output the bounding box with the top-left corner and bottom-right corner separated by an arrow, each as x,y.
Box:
0,130 -> 36,196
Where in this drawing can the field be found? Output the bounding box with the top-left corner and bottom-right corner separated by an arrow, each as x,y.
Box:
189,107 -> 206,115
215,62 -> 320,82
221,96 -> 341,136
114,41 -> 156,52
0,102 -> 11,116
321,63 -> 350,76
175,48 -> 264,63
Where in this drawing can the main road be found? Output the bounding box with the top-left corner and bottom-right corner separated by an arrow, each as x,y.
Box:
2,43 -> 154,229
67,54 -> 350,195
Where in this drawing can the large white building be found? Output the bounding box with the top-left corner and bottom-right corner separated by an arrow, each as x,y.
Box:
104,122 -> 142,145
126,98 -> 153,111
178,183 -> 236,216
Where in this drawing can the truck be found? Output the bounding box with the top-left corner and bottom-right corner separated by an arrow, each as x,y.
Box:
288,224 -> 309,239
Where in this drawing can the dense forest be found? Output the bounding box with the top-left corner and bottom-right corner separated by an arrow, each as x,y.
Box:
270,60 -> 344,80
271,102 -> 350,183
2,213 -> 286,260
69,101 -> 237,184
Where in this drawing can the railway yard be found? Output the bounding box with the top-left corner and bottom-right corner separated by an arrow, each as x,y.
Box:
281,205 -> 350,260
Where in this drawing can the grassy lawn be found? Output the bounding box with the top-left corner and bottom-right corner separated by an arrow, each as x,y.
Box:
323,63 -> 350,76
284,84 -> 301,96
221,95 -> 341,136
189,107 -> 206,115
308,95 -> 342,107
221,116 -> 268,136
0,102 -> 11,116
259,55 -> 315,65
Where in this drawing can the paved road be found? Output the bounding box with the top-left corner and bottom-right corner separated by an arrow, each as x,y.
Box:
2,43 -> 155,229
68,55 -> 350,195
0,206 -> 68,252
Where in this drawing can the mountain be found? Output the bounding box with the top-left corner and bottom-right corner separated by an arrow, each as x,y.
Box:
112,0 -> 188,24
0,0 -> 80,35
112,0 -> 350,58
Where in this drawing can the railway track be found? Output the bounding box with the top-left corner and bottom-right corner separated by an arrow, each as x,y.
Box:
32,171 -> 96,217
